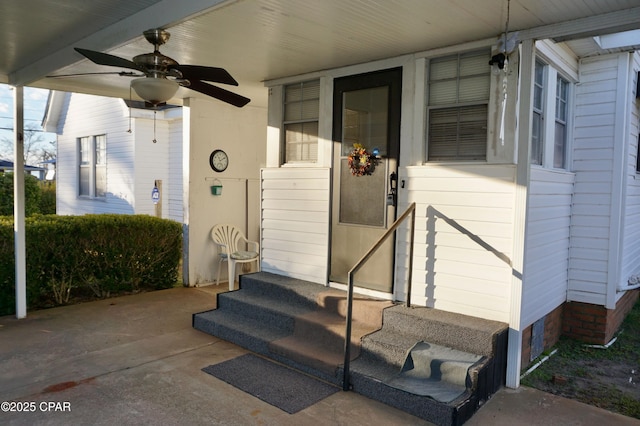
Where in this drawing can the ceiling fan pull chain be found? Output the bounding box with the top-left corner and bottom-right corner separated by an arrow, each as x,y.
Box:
127,86 -> 132,133
153,110 -> 157,143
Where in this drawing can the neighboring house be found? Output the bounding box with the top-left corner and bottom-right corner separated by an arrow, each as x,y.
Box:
261,34 -> 640,388
45,92 -> 184,221
0,159 -> 46,178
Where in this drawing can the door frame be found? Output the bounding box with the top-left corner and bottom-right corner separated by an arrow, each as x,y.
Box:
328,67 -> 403,297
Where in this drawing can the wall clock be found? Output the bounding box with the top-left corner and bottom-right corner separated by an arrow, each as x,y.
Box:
209,149 -> 228,172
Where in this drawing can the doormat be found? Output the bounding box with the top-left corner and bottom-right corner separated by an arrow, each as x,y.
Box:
202,354 -> 339,414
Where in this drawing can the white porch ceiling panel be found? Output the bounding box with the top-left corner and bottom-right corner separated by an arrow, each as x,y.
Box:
2,0 -> 639,108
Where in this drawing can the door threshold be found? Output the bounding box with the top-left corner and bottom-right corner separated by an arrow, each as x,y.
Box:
328,282 -> 394,301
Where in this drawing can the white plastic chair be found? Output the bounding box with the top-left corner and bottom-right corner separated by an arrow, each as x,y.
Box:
211,224 -> 260,290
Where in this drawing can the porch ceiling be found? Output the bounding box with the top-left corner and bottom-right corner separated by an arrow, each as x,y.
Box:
2,0 -> 640,108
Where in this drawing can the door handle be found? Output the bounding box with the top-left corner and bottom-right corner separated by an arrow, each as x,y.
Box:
387,172 -> 397,206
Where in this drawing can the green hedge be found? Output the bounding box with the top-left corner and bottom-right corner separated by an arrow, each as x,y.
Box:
0,214 -> 182,316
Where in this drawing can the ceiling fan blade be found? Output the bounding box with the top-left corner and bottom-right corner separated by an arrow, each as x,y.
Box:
47,71 -> 143,78
188,80 -> 250,108
174,65 -> 238,86
75,48 -> 141,71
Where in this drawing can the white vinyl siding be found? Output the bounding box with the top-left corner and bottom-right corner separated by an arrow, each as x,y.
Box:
283,80 -> 320,163
399,164 -> 515,323
569,54 -> 619,305
620,52 -> 640,292
261,168 -> 330,284
167,119 -> 184,222
522,168 -> 574,327
426,50 -> 490,161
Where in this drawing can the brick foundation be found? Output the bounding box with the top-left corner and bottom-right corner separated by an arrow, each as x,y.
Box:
562,289 -> 639,345
520,289 -> 639,369
520,304 -> 563,369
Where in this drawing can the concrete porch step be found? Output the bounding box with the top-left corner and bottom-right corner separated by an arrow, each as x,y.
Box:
267,307 -> 385,376
193,272 -> 509,426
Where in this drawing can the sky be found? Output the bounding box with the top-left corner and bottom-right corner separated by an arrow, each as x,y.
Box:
0,83 -> 58,164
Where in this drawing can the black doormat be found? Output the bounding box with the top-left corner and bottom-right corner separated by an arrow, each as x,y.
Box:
202,354 -> 339,414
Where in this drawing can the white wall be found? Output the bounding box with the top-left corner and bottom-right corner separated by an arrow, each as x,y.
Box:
183,97 -> 267,286
522,168 -> 574,328
261,168 -> 330,284
620,51 -> 640,293
132,116 -> 170,216
57,93 -> 135,215
569,54 -> 623,306
401,164 -> 516,323
167,117 -> 184,222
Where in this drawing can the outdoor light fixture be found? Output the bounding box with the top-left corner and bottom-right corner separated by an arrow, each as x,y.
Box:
489,53 -> 507,70
130,77 -> 179,106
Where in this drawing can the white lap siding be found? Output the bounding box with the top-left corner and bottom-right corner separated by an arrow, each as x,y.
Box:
620,52 -> 640,293
400,164 -> 516,323
569,54 -> 620,306
522,168 -> 574,327
261,168 -> 330,284
56,93 -> 135,215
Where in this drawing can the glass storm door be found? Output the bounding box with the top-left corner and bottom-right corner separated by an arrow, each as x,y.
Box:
329,68 -> 402,293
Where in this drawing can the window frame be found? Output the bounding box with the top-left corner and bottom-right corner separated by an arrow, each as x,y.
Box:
531,57 -> 573,171
78,135 -> 107,199
425,49 -> 491,162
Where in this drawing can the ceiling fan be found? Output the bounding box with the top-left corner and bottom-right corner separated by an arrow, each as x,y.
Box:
71,28 -> 250,108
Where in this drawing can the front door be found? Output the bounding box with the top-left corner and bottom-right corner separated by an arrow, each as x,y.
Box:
329,68 -> 402,293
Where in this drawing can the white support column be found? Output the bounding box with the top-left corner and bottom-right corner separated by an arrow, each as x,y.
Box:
181,99 -> 192,286
13,85 -> 26,319
506,39 -> 535,389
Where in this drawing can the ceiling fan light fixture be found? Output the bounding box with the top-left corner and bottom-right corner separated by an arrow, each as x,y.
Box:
131,77 -> 178,105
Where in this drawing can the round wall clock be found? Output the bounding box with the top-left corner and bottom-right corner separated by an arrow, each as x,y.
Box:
209,149 -> 229,172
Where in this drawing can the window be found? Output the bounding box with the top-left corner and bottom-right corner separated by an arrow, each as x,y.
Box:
531,61 -> 545,165
283,80 -> 320,163
554,76 -> 569,168
531,60 -> 572,169
427,50 -> 490,161
78,135 -> 106,198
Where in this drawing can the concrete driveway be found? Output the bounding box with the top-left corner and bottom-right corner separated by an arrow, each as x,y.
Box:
0,286 -> 637,425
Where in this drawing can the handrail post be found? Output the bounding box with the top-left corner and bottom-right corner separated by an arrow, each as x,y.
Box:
342,202 -> 415,391
342,271 -> 354,391
406,206 -> 415,307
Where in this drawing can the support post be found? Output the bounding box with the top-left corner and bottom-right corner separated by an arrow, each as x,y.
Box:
13,85 -> 26,319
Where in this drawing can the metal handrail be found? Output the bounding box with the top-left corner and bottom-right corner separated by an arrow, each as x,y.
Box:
342,202 -> 416,391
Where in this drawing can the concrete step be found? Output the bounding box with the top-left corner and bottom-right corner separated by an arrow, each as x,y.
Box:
193,272 -> 509,426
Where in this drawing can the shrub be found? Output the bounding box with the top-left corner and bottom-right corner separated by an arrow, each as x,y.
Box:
0,173 -> 41,216
38,181 -> 56,215
0,214 -> 182,316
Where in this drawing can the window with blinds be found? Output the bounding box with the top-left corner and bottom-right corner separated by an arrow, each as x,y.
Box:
427,50 -> 490,161
283,80 -> 320,163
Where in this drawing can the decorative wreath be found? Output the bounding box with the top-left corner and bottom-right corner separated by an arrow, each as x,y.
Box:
347,143 -> 377,176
